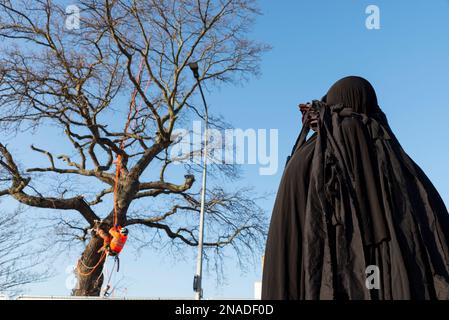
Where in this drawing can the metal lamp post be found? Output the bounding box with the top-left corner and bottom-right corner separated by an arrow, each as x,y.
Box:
189,62 -> 208,301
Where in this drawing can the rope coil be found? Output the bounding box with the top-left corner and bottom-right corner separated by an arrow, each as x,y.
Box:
76,251 -> 107,277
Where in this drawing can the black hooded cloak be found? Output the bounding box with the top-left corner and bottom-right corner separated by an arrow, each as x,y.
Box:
262,76 -> 449,300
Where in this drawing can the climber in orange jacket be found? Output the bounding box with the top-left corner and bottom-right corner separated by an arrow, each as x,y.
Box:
95,225 -> 128,256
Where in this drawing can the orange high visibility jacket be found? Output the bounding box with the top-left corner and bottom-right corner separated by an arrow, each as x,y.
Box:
109,226 -> 127,254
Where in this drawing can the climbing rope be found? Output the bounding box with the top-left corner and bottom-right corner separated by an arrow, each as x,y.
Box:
113,56 -> 148,227
102,256 -> 119,297
76,251 -> 107,277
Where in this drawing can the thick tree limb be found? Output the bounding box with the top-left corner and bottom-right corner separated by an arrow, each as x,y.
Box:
129,141 -> 168,179
27,145 -> 115,185
0,143 -> 99,225
12,192 -> 99,226
126,218 -> 197,246
126,217 -> 254,248
133,175 -> 195,199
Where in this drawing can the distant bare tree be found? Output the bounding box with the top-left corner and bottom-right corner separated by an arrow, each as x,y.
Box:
0,0 -> 269,296
0,204 -> 49,296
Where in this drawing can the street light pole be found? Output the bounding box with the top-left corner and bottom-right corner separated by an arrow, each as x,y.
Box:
189,62 -> 208,301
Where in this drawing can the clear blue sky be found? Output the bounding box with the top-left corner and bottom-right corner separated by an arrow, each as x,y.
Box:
16,0 -> 449,298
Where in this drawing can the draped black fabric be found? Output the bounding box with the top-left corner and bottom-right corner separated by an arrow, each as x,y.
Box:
262,76 -> 449,300
326,76 -> 380,115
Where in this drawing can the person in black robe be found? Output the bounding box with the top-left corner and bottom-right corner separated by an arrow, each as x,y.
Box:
261,76 -> 449,300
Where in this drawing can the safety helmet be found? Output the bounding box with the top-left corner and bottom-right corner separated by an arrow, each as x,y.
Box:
120,227 -> 128,236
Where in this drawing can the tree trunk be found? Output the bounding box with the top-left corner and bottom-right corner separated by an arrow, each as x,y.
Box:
72,235 -> 106,296
72,182 -> 136,296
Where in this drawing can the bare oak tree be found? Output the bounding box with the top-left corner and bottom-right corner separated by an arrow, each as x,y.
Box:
0,0 -> 269,296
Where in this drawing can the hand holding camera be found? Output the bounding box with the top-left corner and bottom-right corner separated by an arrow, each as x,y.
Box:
298,102 -> 319,130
